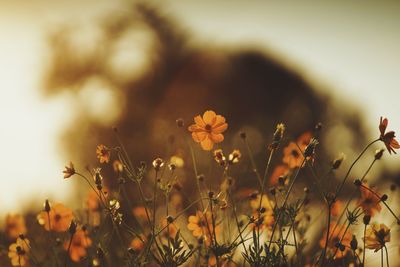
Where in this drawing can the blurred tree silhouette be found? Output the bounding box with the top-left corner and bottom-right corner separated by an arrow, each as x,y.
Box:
42,3 -> 368,194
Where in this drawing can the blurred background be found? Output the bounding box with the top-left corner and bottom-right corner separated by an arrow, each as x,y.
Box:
0,0 -> 399,228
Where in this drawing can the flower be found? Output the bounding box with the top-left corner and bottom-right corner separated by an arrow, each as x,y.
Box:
228,149 -> 241,164
249,194 -> 274,229
160,218 -> 179,238
170,155 -> 184,168
63,162 -> 75,179
132,206 -> 150,222
8,237 -> 30,266
187,211 -> 219,246
282,142 -> 304,169
331,200 -> 343,217
112,160 -> 124,173
364,223 -> 391,252
96,144 -> 111,163
319,222 -> 352,259
358,184 -> 382,216
213,149 -> 226,166
269,165 -> 289,186
5,214 -> 27,240
152,157 -> 165,171
64,229 -> 92,262
37,203 -> 74,232
188,110 -> 228,151
379,117 -> 400,154
130,235 -> 146,252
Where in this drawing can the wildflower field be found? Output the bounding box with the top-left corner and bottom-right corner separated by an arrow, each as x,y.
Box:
1,110 -> 399,267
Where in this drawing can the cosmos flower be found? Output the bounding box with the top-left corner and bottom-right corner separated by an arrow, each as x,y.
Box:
8,237 -> 30,266
64,229 -> 93,262
364,223 -> 390,252
188,110 -> 228,151
379,117 -> 400,154
96,144 -> 111,163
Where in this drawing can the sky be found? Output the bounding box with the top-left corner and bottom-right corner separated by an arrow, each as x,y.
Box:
0,0 -> 399,213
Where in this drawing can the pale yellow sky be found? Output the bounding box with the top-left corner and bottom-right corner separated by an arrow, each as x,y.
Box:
0,1 -> 399,214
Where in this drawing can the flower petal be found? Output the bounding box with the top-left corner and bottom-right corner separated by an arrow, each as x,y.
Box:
210,133 -> 224,143
188,124 -> 203,132
203,110 -> 216,125
194,115 -> 206,127
192,132 -> 207,142
213,122 -> 228,133
200,137 -> 214,151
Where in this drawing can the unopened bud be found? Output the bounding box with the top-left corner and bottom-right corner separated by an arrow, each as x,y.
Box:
44,199 -> 51,212
68,220 -> 77,235
374,148 -> 385,160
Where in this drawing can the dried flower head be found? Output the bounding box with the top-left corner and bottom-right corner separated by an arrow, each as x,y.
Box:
228,149 -> 241,164
96,144 -> 111,163
188,110 -> 228,151
63,162 -> 76,179
213,149 -> 226,166
8,237 -> 30,266
270,123 -> 285,150
379,117 -> 400,154
152,157 -> 165,171
364,223 -> 391,252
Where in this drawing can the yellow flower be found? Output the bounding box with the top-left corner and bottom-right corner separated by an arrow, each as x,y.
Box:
8,237 -> 30,266
187,211 -> 220,246
96,144 -> 111,163
64,229 -> 92,262
188,110 -> 228,151
37,203 -> 74,232
5,214 -> 27,240
364,223 -> 391,252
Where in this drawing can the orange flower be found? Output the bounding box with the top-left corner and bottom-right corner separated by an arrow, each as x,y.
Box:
187,211 -> 219,246
86,190 -> 100,211
63,162 -> 75,179
160,218 -> 179,238
96,144 -> 111,163
64,229 -> 92,262
8,237 -> 30,266
364,223 -> 391,252
319,222 -> 352,259
5,214 -> 27,240
130,235 -> 146,252
379,117 -> 400,154
188,110 -> 228,151
331,200 -> 342,217
358,184 -> 382,216
249,194 -> 274,229
132,206 -> 150,222
282,142 -> 304,169
269,165 -> 289,186
37,203 -> 74,232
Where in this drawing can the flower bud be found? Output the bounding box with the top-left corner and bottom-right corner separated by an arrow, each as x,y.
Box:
350,235 -> 358,250
44,199 -> 51,212
152,158 -> 164,171
176,118 -> 184,128
363,215 -> 371,225
68,220 -> 77,235
374,148 -> 385,160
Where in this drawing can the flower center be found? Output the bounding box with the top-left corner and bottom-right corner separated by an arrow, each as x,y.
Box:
55,214 -> 61,221
205,124 -> 212,132
291,149 -> 299,157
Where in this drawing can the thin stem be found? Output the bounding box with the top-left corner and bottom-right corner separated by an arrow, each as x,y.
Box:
320,203 -> 332,267
335,139 -> 379,199
384,245 -> 389,267
64,233 -> 74,267
268,158 -> 305,251
362,224 -> 367,266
